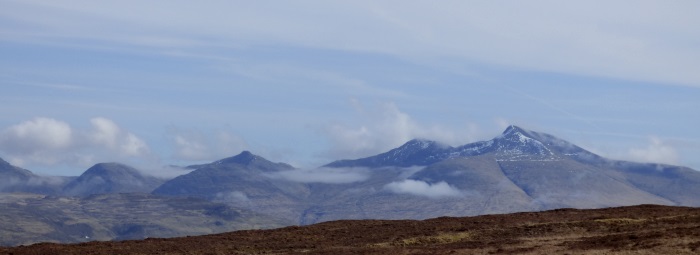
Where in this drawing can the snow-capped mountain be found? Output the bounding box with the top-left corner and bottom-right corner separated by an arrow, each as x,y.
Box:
327,125 -> 588,167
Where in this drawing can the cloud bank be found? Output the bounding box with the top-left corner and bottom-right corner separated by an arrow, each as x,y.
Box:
384,179 -> 463,199
0,117 -> 151,170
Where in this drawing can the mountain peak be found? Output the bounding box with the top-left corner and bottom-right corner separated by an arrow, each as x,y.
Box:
492,125 -> 560,161
502,125 -> 531,137
211,151 -> 294,171
325,139 -> 452,168
81,162 -> 144,179
402,139 -> 442,150
217,151 -> 259,165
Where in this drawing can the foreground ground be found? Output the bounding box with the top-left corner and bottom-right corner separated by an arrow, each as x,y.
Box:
2,204 -> 699,254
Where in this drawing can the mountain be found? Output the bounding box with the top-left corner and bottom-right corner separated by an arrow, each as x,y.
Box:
2,125 -> 700,246
0,193 -> 292,246
325,125 -> 591,168
309,125 -> 700,223
62,163 -> 165,197
152,151 -> 311,221
0,157 -> 72,195
149,126 -> 700,225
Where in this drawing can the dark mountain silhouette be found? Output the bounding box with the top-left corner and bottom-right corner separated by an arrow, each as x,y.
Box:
62,163 -> 164,197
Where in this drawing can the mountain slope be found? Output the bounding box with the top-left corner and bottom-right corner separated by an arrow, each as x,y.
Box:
310,125 -> 696,223
62,163 -> 164,197
150,126 -> 700,225
152,151 -> 310,221
0,193 -> 292,246
0,157 -> 72,195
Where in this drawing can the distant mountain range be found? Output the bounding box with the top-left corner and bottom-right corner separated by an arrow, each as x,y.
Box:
2,125 -> 700,245
153,125 -> 700,224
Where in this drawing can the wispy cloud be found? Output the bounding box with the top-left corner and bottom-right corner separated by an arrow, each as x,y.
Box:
2,1 -> 698,86
10,81 -> 96,91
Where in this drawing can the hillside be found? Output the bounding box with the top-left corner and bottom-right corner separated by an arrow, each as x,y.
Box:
2,204 -> 698,254
0,193 -> 292,246
0,158 -> 72,195
62,163 -> 164,197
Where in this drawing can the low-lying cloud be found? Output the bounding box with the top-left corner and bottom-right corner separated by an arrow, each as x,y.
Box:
214,191 -> 250,204
265,167 -> 370,184
384,179 -> 463,199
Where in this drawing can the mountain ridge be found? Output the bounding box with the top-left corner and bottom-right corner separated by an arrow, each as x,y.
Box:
326,125 -> 599,168
62,162 -> 165,197
2,125 -> 700,245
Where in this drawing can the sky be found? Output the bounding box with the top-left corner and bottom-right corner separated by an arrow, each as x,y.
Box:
1,0 -> 699,176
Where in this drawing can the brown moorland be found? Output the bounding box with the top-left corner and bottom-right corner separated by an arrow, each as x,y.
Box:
2,204 -> 699,255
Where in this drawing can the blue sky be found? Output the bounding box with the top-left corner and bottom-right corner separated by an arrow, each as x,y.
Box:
1,1 -> 699,176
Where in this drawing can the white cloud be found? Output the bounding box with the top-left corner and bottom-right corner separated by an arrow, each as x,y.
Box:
627,136 -> 679,165
214,191 -> 250,204
384,179 -> 463,199
322,101 -> 479,159
121,133 -> 149,156
170,128 -> 248,161
88,117 -> 150,156
0,117 -> 151,171
265,167 -> 369,184
0,117 -> 72,153
88,117 -> 120,148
